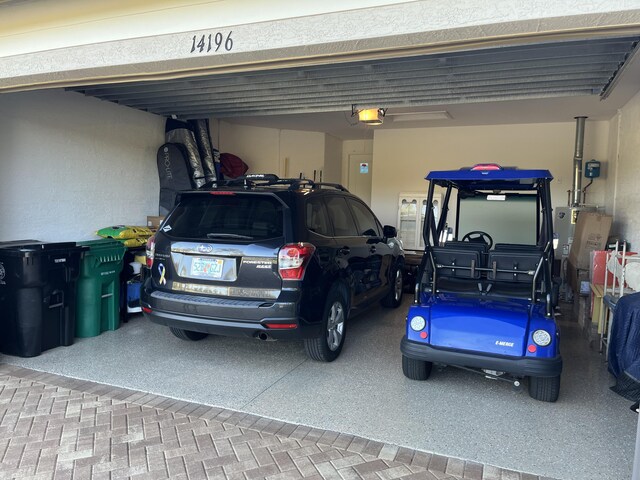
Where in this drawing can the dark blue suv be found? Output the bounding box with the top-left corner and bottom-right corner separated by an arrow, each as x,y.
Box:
141,174 -> 404,362
400,165 -> 562,402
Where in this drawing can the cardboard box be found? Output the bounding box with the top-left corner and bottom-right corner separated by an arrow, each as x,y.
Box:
147,216 -> 165,228
568,212 -> 612,270
567,260 -> 590,296
573,294 -> 591,329
573,293 -> 598,342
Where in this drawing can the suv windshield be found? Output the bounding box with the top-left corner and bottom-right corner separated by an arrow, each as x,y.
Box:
166,194 -> 284,240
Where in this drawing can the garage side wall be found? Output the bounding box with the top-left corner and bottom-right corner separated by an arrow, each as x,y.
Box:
0,90 -> 164,242
218,121 -> 326,180
218,122 -> 280,174
371,121 -> 611,228
323,134 -> 342,184
615,90 -> 640,248
342,140 -> 374,186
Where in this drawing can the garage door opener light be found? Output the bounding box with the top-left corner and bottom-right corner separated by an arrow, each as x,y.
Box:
351,104 -> 386,125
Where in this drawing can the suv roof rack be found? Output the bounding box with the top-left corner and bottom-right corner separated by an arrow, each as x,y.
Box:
314,182 -> 348,192
199,174 -> 348,192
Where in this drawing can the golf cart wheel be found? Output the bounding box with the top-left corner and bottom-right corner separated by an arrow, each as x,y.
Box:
381,261 -> 404,308
402,354 -> 433,380
170,327 -> 208,341
528,375 -> 560,402
304,285 -> 348,362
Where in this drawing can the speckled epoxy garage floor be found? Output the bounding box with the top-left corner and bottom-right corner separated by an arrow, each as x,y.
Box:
1,296 -> 635,480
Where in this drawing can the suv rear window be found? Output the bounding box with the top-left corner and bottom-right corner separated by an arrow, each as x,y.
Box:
167,194 -> 284,240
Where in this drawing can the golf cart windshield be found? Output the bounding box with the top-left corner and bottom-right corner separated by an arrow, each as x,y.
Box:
457,194 -> 538,245
424,165 -> 553,249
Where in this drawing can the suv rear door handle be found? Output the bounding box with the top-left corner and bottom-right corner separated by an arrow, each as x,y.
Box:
369,246 -> 376,253
338,246 -> 350,256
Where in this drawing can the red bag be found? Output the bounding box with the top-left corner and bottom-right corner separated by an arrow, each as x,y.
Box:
219,153 -> 248,178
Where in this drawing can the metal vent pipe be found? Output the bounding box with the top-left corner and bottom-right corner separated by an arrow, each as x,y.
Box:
572,116 -> 587,206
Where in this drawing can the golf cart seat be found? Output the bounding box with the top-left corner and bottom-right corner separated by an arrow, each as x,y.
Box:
443,240 -> 489,259
432,246 -> 482,279
494,243 -> 543,253
486,250 -> 542,299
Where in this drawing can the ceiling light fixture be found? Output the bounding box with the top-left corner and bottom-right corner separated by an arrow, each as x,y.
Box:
351,104 -> 386,125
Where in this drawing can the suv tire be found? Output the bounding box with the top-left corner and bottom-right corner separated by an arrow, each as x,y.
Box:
381,261 -> 404,308
170,327 -> 208,341
528,375 -> 560,402
304,286 -> 347,362
402,354 -> 432,380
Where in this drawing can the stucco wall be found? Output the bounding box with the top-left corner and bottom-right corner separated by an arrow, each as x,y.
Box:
323,134 -> 343,184
280,130 -> 325,181
605,112 -> 620,217
342,139 -> 374,185
218,122 -> 280,174
218,121 -> 327,180
0,89 -> 164,242
5,1 -> 640,92
371,121 -> 611,228
614,90 -> 640,248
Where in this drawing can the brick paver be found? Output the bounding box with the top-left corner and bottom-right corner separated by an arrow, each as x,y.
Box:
0,364 -> 553,480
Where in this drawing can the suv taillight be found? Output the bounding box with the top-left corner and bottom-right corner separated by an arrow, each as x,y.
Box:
278,243 -> 316,280
146,235 -> 156,268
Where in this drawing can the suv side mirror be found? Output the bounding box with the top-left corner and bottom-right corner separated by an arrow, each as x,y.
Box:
383,225 -> 397,238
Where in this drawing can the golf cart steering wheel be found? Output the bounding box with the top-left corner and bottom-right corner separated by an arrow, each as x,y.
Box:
462,230 -> 494,249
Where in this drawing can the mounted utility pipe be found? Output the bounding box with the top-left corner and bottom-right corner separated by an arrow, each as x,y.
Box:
572,116 -> 587,206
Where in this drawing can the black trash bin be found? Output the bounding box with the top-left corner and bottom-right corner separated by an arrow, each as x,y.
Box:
0,241 -> 85,357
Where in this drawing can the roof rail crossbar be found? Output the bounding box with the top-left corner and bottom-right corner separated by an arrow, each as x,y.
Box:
196,174 -> 348,192
315,182 -> 348,192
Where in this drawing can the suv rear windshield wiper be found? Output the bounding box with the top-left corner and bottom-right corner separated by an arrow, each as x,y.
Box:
206,233 -> 254,240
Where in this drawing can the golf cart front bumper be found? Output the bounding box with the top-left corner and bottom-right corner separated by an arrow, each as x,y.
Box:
401,336 -> 562,377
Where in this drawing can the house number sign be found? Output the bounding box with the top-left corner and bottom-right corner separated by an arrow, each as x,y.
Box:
190,31 -> 233,54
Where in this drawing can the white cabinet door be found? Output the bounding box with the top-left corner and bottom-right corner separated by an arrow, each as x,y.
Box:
397,192 -> 440,250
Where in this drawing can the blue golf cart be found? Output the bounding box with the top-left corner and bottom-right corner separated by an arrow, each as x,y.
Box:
400,164 -> 562,402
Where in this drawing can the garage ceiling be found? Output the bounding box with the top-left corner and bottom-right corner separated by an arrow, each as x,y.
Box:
69,35 -> 639,138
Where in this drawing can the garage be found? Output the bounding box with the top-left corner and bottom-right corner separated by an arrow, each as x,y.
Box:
1,2 -> 640,480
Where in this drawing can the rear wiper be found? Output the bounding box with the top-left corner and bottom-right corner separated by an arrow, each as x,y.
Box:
206,233 -> 254,240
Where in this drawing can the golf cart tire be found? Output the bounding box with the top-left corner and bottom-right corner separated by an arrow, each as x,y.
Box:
170,327 -> 208,341
402,354 -> 433,380
528,375 -> 560,402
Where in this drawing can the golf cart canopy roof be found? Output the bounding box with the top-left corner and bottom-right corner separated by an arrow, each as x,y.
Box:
426,164 -> 553,191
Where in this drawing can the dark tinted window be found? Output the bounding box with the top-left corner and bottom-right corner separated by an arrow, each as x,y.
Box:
348,199 -> 381,236
325,196 -> 358,237
306,198 -> 332,236
167,194 -> 283,240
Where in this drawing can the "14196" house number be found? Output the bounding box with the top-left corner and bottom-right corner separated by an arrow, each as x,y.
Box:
190,32 -> 233,54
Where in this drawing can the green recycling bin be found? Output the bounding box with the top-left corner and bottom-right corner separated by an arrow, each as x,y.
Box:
76,239 -> 126,337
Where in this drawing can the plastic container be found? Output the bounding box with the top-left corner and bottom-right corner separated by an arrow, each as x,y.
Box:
75,239 -> 126,337
0,240 -> 85,357
126,278 -> 142,314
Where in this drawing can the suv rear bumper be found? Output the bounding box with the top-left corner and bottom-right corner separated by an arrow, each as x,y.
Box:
141,287 -> 322,340
400,336 -> 562,377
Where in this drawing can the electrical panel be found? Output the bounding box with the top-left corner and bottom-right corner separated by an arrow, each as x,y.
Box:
585,160 -> 601,178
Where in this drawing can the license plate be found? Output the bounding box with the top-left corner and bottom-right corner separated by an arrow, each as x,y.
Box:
190,257 -> 224,279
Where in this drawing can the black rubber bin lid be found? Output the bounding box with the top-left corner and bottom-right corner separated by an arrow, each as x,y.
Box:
0,240 -> 86,257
